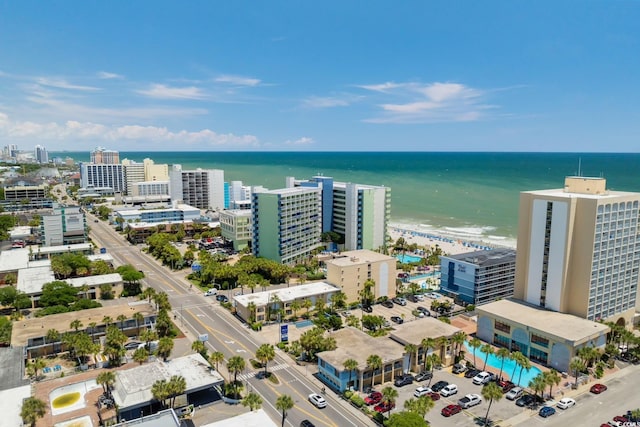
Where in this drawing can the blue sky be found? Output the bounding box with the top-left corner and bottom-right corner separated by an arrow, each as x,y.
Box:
0,1 -> 639,152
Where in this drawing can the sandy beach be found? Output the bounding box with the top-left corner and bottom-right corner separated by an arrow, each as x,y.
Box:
388,223 -> 515,256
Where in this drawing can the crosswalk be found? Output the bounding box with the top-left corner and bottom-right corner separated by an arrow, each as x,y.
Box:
238,363 -> 290,380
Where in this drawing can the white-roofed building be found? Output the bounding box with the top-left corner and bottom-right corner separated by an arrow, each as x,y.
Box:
201,409 -> 278,427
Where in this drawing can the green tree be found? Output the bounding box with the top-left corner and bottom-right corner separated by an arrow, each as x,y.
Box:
227,356 -> 246,398
569,357 -> 585,389
133,347 -> 149,365
510,351 -> 524,381
96,371 -> 116,393
481,381 -> 503,426
387,411 -> 428,427
39,280 -> 78,307
381,386 -> 399,418
133,312 -> 144,337
480,343 -> 494,371
116,314 -> 127,331
420,337 -> 435,372
209,351 -> 224,371
275,394 -> 294,427
70,319 -> 83,332
46,328 -> 60,345
469,337 -> 482,368
157,336 -> 174,361
367,354 -> 383,386
516,354 -> 532,387
26,357 -> 47,380
451,331 -> 467,361
403,395 -> 434,419
256,343 -> 276,377
140,328 -> 158,351
167,375 -> 187,408
242,392 -> 263,411
530,373 -> 546,398
343,358 -> 359,391
192,340 -> 207,358
20,397 -> 46,427
404,343 -> 418,372
544,369 -> 561,398
151,379 -> 170,408
495,347 -> 511,380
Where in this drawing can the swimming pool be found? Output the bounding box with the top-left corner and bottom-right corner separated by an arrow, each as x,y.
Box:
396,254 -> 422,264
295,319 -> 314,328
50,379 -> 100,416
463,342 -> 542,387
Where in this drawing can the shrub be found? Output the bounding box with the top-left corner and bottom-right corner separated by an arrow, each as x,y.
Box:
465,304 -> 476,312
250,322 -> 263,331
349,394 -> 365,408
344,390 -> 353,399
276,342 -> 288,351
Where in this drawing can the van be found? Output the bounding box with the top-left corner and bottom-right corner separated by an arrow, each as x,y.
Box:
204,289 -> 218,297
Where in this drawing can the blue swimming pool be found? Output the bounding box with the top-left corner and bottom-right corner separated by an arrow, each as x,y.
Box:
464,342 -> 542,387
396,254 -> 422,264
295,319 -> 314,328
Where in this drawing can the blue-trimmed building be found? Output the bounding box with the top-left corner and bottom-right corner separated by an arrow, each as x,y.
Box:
439,248 -> 516,306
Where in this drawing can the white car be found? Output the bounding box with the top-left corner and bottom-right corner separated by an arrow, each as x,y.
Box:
308,393 -> 327,408
458,393 -> 482,409
414,386 -> 432,397
556,397 -> 576,409
415,294 -> 425,301
440,384 -> 458,397
204,289 -> 217,296
472,371 -> 493,385
505,386 -> 524,400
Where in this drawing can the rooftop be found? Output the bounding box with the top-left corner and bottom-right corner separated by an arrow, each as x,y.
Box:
477,299 -> 610,343
233,282 -> 338,307
201,409 -> 278,427
442,248 -> 517,267
113,353 -> 224,410
117,204 -> 199,216
0,247 -> 29,271
112,408 -> 180,427
259,186 -> 320,196
389,317 -> 463,346
324,249 -> 395,266
16,266 -> 56,294
316,327 -> 404,370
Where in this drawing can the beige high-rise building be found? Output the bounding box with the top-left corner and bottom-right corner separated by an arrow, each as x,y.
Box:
514,176 -> 640,327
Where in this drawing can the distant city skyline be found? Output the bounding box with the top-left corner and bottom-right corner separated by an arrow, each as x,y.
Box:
0,2 -> 639,152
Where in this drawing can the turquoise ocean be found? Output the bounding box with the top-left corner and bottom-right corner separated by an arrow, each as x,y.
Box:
55,152 -> 640,247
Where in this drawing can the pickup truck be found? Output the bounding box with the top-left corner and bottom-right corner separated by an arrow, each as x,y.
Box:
458,393 -> 482,408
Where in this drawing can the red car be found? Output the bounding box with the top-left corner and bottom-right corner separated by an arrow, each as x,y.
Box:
374,401 -> 396,413
364,392 -> 383,405
614,416 -> 629,423
590,383 -> 608,394
498,380 -> 515,392
427,392 -> 441,401
441,404 -> 462,417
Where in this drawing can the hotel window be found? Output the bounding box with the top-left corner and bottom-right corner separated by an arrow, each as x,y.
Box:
531,334 -> 549,348
530,347 -> 548,364
494,334 -> 510,349
495,321 -> 511,333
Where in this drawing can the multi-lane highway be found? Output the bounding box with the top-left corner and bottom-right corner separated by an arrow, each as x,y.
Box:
88,212 -> 371,427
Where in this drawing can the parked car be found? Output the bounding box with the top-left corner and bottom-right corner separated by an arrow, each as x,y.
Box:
300,420 -> 316,427
124,341 -> 142,351
590,383 -> 608,394
415,294 -> 425,301
414,386 -> 432,397
497,379 -> 515,392
427,292 -> 442,299
216,294 -> 228,302
441,404 -> 462,417
390,316 -> 404,324
472,371 -> 494,385
308,393 -> 327,408
394,375 -> 414,387
407,295 -> 419,303
505,386 -> 524,401
458,393 -> 482,409
341,311 -> 352,317
465,368 -> 481,379
362,305 -> 373,313
381,300 -> 394,308
374,401 -> 395,413
364,391 -> 382,405
392,297 -> 407,306
427,391 -> 441,401
431,381 -> 449,392
557,397 -> 576,409
516,394 -> 537,408
415,371 -> 433,382
613,415 -> 629,423
440,384 -> 458,397
539,406 -> 556,418
452,363 -> 467,374
416,306 -> 430,314
204,289 -> 217,296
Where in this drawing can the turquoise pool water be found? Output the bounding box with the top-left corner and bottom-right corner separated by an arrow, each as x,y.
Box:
396,254 -> 422,263
464,342 -> 542,387
295,319 -> 314,328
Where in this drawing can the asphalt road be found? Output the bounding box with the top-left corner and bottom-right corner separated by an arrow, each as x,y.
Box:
88,212 -> 371,427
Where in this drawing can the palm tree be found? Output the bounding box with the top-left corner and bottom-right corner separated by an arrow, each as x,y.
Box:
96,371 -> 116,394
421,337 -> 435,371
480,343 -> 494,371
227,356 -> 246,397
256,343 -> 276,377
434,336 -> 449,361
381,386 -> 398,418
209,351 -> 224,371
242,392 -> 263,411
530,373 -> 546,399
70,319 -> 83,332
133,312 -> 144,338
46,328 -> 60,346
495,347 -> 511,380
275,394 -> 294,427
343,358 -> 359,391
102,316 -> 113,327
367,354 -> 383,386
468,337 -> 482,367
517,355 -> 532,387
192,340 -> 206,357
426,353 -> 441,386
27,357 -> 47,380
481,381 -> 503,426
302,298 -> 313,316
88,322 -> 97,343
544,369 -> 561,398
20,397 -> 46,427
151,379 -> 170,408
451,331 -> 467,361
133,347 -> 149,365
569,357 -> 585,389
510,351 -> 524,380
402,343 -> 417,372
167,375 -> 187,408
289,300 -> 302,318
404,395 -> 435,419
157,336 -> 174,361
140,328 -> 158,351
117,314 -> 127,332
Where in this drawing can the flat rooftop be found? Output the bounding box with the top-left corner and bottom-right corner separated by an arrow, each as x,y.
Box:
324,249 -> 395,266
0,248 -> 30,272
389,317 -> 462,346
16,266 -> 56,295
234,282 -> 338,307
443,248 -> 516,267
117,204 -> 199,216
524,187 -> 638,200
0,347 -> 29,390
316,327 -> 403,370
113,353 -> 224,410
260,187 -> 320,196
477,299 -> 610,343
11,302 -> 155,347
201,408 -> 278,427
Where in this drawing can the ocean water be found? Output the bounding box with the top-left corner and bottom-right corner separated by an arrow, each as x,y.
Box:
55,151 -> 640,244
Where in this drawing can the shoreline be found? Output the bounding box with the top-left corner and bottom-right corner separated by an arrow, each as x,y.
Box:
388,222 -> 516,256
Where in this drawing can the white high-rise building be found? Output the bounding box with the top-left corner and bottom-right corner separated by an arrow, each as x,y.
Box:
168,165 -> 225,210
80,163 -> 125,193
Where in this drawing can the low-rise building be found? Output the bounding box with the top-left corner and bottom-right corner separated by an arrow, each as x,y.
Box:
324,249 -> 397,304
477,299 -> 610,373
233,282 -> 339,323
439,248 -> 516,306
219,209 -> 252,251
39,206 -> 87,246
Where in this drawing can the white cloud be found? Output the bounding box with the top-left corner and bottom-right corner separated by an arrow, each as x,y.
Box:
0,112 -> 259,148
97,71 -> 124,80
215,75 -> 261,87
35,77 -> 100,91
359,81 -> 495,123
284,137 -> 314,145
136,84 -> 207,100
302,96 -> 350,108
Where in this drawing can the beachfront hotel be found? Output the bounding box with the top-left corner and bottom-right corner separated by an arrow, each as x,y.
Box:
514,176 -> 640,326
168,164 -> 225,211
287,176 -> 390,252
251,186 -> 322,264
